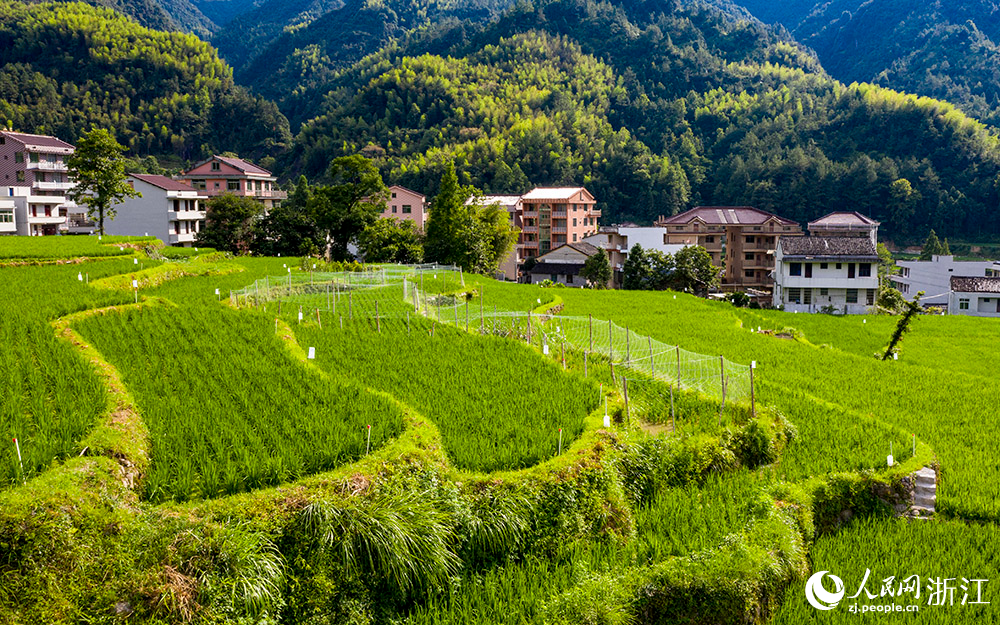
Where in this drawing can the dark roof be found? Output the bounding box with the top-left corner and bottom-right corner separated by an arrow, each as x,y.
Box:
808,211 -> 880,227
951,276 -> 1000,293
130,174 -> 195,192
658,206 -> 798,226
215,155 -> 271,175
779,236 -> 877,258
1,131 -> 74,152
566,241 -> 599,256
529,262 -> 585,275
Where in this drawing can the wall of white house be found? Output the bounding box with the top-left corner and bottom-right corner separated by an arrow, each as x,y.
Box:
529,271 -> 585,287
894,256 -> 997,305
772,258 -> 878,313
948,292 -> 1000,317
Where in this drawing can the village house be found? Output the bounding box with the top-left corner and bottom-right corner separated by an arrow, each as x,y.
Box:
772,236 -> 880,313
176,155 -> 285,212
893,256 -> 1000,306
520,187 -> 601,259
0,131 -> 83,235
948,277 -> 1000,317
474,194 -> 523,280
655,206 -> 802,292
382,185 -> 427,230
104,174 -> 207,246
806,211 -> 880,246
527,241 -> 602,287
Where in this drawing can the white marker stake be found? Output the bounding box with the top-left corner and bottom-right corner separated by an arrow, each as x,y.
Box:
308,347 -> 315,360
132,279 -> 138,303
543,343 -> 549,355
298,311 -> 303,323
366,425 -> 372,455
558,428 -> 563,455
888,442 -> 894,467
13,438 -> 24,484
133,258 -> 138,265
215,288 -> 220,301
77,272 -> 83,282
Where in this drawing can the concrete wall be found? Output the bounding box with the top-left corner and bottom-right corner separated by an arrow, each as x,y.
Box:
948,292 -> 1000,317
894,256 -> 997,305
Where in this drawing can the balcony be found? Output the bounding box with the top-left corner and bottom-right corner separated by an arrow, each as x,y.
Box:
0,221 -> 15,233
25,161 -> 68,171
169,232 -> 196,244
522,225 -> 538,234
28,214 -> 67,225
522,210 -> 539,218
551,210 -> 567,217
255,190 -> 287,200
552,226 -> 568,234
779,276 -> 878,289
33,181 -> 75,191
170,210 -> 206,221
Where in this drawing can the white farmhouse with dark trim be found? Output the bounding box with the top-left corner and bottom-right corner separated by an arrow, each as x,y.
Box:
772,236 -> 879,314
893,256 -> 1000,305
104,174 -> 207,246
949,277 -> 1000,317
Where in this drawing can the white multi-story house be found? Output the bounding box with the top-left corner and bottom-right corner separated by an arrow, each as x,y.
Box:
772,236 -> 879,314
104,174 -> 207,246
0,196 -> 15,235
0,131 -> 82,235
948,277 -> 1000,317
584,226 -> 688,288
892,255 -> 1000,306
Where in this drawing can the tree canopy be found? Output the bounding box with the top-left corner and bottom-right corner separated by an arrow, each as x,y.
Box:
67,128 -> 140,235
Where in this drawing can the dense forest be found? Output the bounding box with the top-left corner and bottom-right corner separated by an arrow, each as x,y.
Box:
4,0 -> 1000,240
286,0 -> 1000,239
735,0 -> 1000,128
0,1 -> 290,163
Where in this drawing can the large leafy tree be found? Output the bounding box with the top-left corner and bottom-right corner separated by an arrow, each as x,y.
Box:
466,198 -> 518,275
67,129 -> 140,235
358,218 -> 424,263
580,248 -> 612,288
310,156 -> 387,261
669,246 -> 718,294
622,244 -> 651,290
197,194 -> 262,254
254,175 -> 323,256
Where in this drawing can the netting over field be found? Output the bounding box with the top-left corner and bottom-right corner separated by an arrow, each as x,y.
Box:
231,265 -> 752,404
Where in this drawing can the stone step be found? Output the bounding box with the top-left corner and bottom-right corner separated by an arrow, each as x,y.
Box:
914,495 -> 936,508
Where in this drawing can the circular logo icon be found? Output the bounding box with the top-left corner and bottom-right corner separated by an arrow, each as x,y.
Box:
805,570 -> 845,610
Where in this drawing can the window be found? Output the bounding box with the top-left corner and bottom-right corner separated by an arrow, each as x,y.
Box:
213,182 -> 220,189
573,218 -> 577,227
705,235 -> 715,243
550,274 -> 558,282
820,288 -> 828,296
848,263 -> 856,279
959,298 -> 970,310
567,273 -> 574,284
746,236 -> 755,244
391,205 -> 397,213
29,152 -> 38,163
402,205 -> 412,214
805,263 -> 813,278
787,288 -> 801,303
745,252 -> 754,261
866,289 -> 875,306
753,226 -> 761,231
803,289 -> 812,305
193,179 -> 206,190
14,152 -> 22,163
227,181 -> 240,191
903,267 -> 910,277
744,269 -> 754,278
836,263 -> 842,270
846,289 -> 858,304
573,234 -> 577,242
15,171 -> 24,182
0,210 -> 12,223
859,263 -> 871,277
789,262 -> 802,276
391,192 -> 396,198
820,263 -> 828,269
211,162 -> 220,171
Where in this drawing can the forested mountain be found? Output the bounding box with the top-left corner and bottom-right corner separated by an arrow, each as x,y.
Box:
0,1 -> 290,163
284,0 -> 1000,239
734,0 -> 1000,127
232,0 -> 514,122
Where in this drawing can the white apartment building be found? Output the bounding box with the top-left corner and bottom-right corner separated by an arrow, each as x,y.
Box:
104,174 -> 207,246
893,255 -> 1000,306
773,236 -> 879,314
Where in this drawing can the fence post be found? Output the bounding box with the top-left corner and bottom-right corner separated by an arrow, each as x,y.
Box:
349,291 -> 353,320
327,284 -> 331,311
480,291 -> 484,334
623,377 -> 630,427
676,346 -> 681,389
669,384 -> 676,432
608,319 -> 614,362
719,355 -> 725,424
648,336 -> 655,377
561,340 -> 566,370
625,324 -> 630,368
750,362 -> 756,418
316,308 -> 322,329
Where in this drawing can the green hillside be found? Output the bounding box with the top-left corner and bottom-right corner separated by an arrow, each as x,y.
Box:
284,0 -> 1000,240
0,1 -> 290,163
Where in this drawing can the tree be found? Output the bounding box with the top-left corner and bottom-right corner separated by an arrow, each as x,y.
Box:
67,128 -> 140,235
425,164 -> 517,274
876,242 -> 898,286
197,194 -> 262,254
669,246 -> 718,294
424,163 -> 471,266
580,248 -> 612,288
918,230 -> 945,260
358,218 -> 424,263
254,175 -> 322,256
887,178 -> 920,235
310,156 -> 387,261
646,250 -> 675,290
883,291 -> 923,360
622,244 -> 651,289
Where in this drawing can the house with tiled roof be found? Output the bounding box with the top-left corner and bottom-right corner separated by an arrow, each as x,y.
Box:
0,130 -> 81,235
520,187 -> 601,259
655,206 -> 803,291
176,155 -> 286,211
103,174 -> 207,246
527,241 -> 604,287
772,236 -> 879,314
949,276 -> 1000,317
807,211 -> 880,245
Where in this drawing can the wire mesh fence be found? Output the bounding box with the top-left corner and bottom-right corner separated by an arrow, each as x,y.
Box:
231,264 -> 753,404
